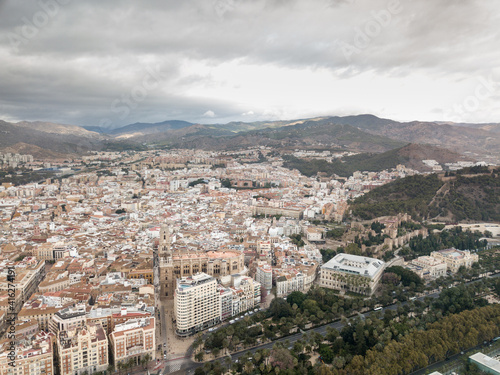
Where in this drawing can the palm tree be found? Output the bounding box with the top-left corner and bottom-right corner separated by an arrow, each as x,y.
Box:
117,362 -> 124,375
140,354 -> 151,369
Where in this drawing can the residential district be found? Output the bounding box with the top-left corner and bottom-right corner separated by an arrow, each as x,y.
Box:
0,148 -> 498,375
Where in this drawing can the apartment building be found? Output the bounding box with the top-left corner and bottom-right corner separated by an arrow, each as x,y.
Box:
219,287 -> 233,322
0,258 -> 46,305
18,301 -> 62,332
38,272 -> 70,293
0,331 -> 54,375
110,317 -> 155,366
174,273 -> 221,337
231,276 -> 261,313
276,272 -> 305,298
255,264 -> 272,290
50,304 -> 86,335
320,253 -> 385,296
57,322 -> 108,375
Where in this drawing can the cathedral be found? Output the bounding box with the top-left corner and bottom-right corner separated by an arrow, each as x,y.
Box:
156,225 -> 246,299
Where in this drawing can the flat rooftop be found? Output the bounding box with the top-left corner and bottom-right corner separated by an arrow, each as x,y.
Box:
469,352 -> 500,374
321,253 -> 385,279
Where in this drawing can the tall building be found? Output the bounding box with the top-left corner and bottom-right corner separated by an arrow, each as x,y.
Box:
110,317 -> 155,366
320,253 -> 385,296
56,322 -> 108,375
0,331 -> 54,375
255,264 -> 273,290
174,273 -> 221,337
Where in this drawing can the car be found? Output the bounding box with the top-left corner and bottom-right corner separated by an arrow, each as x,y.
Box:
163,343 -> 167,347
374,307 -> 382,311
208,328 -> 214,332
409,297 -> 416,301
164,350 -> 167,354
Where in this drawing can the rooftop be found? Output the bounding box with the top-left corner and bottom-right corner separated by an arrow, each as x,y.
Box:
321,253 -> 385,279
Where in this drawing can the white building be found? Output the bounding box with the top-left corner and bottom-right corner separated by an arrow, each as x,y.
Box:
276,272 -> 305,298
174,273 -> 221,337
255,264 -> 273,290
411,256 -> 447,278
320,253 -> 385,295
430,248 -> 479,273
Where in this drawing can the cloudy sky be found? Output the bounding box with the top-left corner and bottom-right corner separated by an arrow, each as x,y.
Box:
1,0 -> 499,128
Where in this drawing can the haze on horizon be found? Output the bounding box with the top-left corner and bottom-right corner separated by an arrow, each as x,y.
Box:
0,0 -> 499,128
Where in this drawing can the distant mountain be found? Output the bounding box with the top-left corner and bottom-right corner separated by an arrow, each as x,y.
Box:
322,115 -> 500,158
82,125 -> 107,133
2,114 -> 499,160
165,121 -> 405,153
0,120 -> 107,155
350,168 -> 500,222
282,143 -> 469,177
110,120 -> 194,136
108,115 -> 500,160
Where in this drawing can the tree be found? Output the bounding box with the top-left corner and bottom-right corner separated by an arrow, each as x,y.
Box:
287,291 -> 306,308
318,344 -> 334,363
195,352 -> 204,362
269,298 -> 293,320
270,348 -> 296,370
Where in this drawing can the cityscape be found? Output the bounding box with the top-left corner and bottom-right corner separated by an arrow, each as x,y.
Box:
0,148 -> 498,375
1,1 -> 500,375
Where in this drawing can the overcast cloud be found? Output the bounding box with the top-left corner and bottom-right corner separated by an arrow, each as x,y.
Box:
0,0 -> 499,127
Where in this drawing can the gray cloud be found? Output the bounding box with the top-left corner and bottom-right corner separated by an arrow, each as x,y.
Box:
0,0 -> 499,127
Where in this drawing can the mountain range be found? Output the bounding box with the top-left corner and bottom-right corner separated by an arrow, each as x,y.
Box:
1,115 -> 499,164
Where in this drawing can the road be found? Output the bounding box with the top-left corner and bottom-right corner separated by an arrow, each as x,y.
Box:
176,272 -> 500,374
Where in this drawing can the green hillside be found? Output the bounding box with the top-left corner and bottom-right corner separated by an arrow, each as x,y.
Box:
350,174 -> 443,220
282,145 -> 414,178
350,171 -> 500,222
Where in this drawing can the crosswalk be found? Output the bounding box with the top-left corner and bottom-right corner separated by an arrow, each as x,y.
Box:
164,360 -> 183,373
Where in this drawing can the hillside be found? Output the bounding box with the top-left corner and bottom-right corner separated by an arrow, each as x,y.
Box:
350,170 -> 500,222
106,115 -> 500,160
282,144 -> 468,177
168,121 -> 405,153
1,114 -> 499,161
325,115 -> 500,159
0,120 -> 107,155
109,119 -> 194,135
1,143 -> 71,159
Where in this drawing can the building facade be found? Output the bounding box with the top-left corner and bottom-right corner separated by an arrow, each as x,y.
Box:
110,318 -> 156,366
430,248 -> 479,273
320,253 -> 385,296
57,323 -> 108,375
255,264 -> 272,291
0,332 -> 54,375
174,273 -> 221,337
